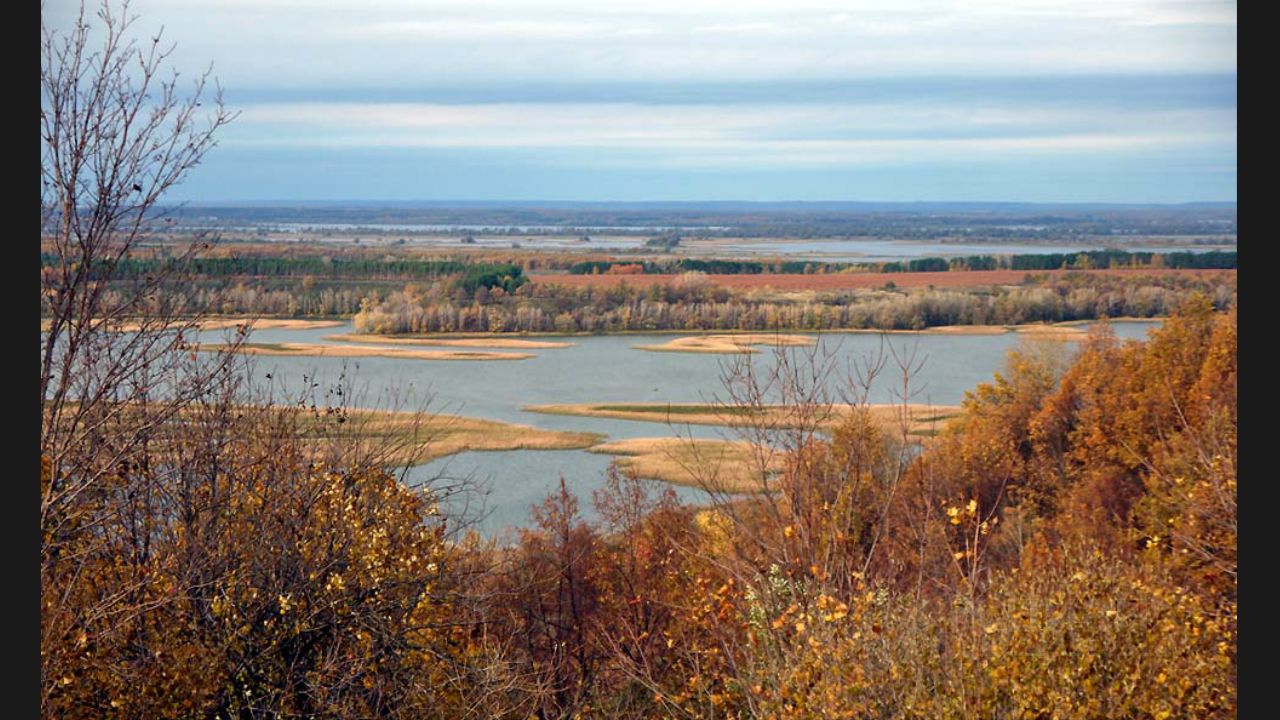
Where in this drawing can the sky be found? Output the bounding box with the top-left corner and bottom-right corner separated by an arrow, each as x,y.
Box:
42,0 -> 1236,203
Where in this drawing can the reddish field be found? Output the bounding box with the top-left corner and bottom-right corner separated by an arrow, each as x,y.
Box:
530,268 -> 1234,291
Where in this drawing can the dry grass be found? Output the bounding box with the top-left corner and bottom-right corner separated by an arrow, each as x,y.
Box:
45,401 -> 603,468
302,408 -> 604,466
634,333 -> 817,354
201,342 -> 533,361
524,402 -> 960,435
325,333 -> 574,349
588,437 -> 778,492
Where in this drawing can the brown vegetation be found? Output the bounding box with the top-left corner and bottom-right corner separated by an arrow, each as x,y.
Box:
589,438 -> 775,492
532,267 -> 1234,290
39,317 -> 346,333
524,401 -> 959,435
354,269 -> 1234,334
41,3 -> 1235,715
475,298 -> 1236,717
305,408 -> 605,465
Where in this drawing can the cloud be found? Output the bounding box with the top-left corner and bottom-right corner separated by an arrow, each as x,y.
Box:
42,0 -> 1231,200
222,99 -> 1233,171
45,0 -> 1234,90
350,19 -> 641,40
698,22 -> 792,36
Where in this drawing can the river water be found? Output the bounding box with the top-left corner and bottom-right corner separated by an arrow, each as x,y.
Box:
192,320 -> 1161,535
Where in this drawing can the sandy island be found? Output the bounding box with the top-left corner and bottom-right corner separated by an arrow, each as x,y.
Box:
324,333 -> 574,349
221,318 -> 347,331
45,402 -> 603,468
829,323 -> 1091,336
630,325 -> 1098,351
634,333 -> 817,354
589,437 -> 779,492
525,402 -> 960,435
201,342 -> 533,361
319,408 -> 604,465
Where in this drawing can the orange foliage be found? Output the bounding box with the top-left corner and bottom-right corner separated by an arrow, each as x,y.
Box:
46,297 -> 1235,718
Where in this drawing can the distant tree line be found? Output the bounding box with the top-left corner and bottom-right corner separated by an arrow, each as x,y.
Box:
568,258 -> 844,274
1006,249 -> 1237,270
456,262 -> 527,294
40,248 -> 1233,323
353,271 -> 1236,335
41,250 -> 1234,292
566,250 -> 1235,276
38,255 -> 529,318
40,253 -> 485,280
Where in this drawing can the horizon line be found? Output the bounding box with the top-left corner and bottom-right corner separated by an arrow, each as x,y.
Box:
168,199 -> 1238,208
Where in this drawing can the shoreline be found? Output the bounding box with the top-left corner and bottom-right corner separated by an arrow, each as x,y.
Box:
324,333 -> 575,349
45,315 -> 1163,338
328,317 -> 1165,340
200,342 -> 534,361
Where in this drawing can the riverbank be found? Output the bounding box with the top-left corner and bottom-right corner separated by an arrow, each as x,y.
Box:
201,342 -> 534,361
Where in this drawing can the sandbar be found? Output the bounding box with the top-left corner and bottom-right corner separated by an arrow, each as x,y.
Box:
202,342 -> 533,361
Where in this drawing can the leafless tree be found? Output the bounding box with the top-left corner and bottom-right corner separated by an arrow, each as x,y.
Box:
675,333 -> 934,598
586,333 -> 942,713
38,4 -> 516,716
40,0 -> 239,496
40,0 -> 239,710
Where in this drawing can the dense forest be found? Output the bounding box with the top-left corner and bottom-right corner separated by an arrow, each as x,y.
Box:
353,271 -> 1235,334
38,247 -> 1235,324
567,250 -> 1236,275
40,247 -> 1237,280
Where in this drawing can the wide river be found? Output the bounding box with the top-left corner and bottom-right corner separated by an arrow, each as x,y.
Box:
196,320 -> 1161,536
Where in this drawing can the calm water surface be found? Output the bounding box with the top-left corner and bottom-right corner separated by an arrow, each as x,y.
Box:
199,320 -> 1161,533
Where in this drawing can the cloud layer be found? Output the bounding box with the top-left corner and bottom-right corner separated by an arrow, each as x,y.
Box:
42,0 -> 1237,201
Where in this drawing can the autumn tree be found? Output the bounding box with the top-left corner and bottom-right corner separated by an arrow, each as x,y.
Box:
40,4 -> 482,718
40,0 -> 241,710
496,478 -> 607,718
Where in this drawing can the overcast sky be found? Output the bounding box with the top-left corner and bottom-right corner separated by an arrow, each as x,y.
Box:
42,0 -> 1236,203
